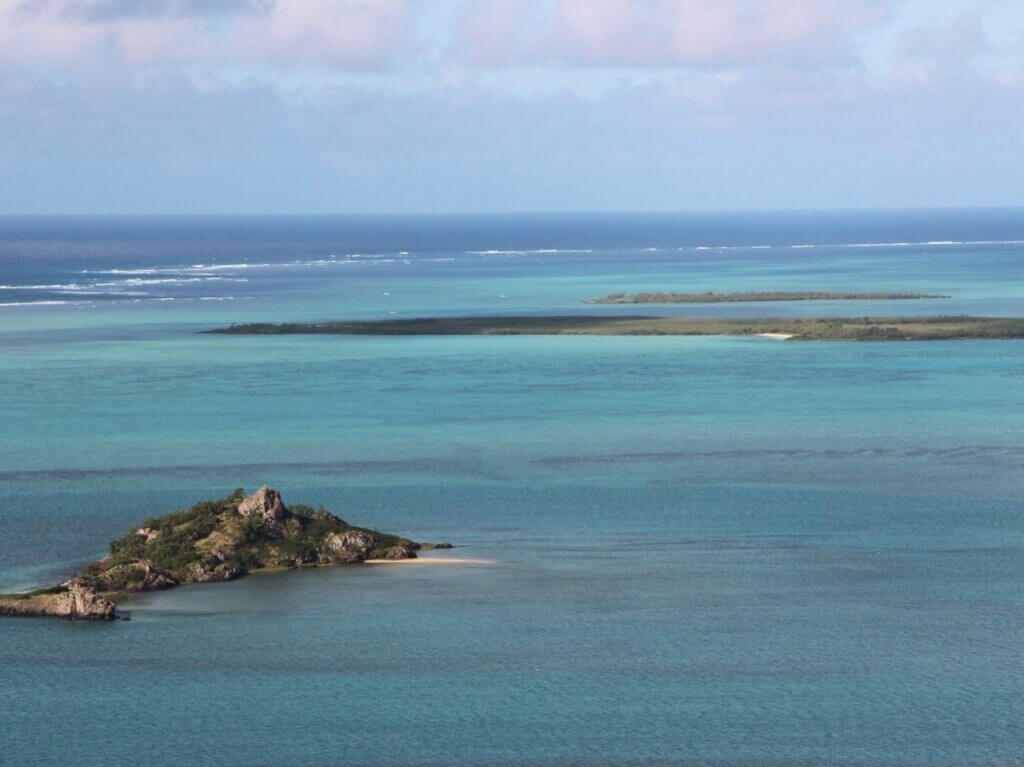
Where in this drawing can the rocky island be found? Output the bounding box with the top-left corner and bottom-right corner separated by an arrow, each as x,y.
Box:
0,487 -> 446,621
206,315 -> 1024,341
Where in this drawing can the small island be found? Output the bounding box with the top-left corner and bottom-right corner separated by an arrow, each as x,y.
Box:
206,315 -> 1024,341
0,487 -> 449,621
586,291 -> 948,304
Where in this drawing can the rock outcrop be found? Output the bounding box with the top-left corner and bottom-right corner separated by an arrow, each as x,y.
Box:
320,530 -> 377,563
236,485 -> 288,538
376,543 -> 419,560
0,583 -> 116,621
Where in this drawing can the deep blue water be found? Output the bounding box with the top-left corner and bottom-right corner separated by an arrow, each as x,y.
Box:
1,212 -> 1023,767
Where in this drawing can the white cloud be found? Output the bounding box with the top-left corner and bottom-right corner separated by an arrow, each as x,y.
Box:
0,0 -> 420,71
452,0 -> 897,70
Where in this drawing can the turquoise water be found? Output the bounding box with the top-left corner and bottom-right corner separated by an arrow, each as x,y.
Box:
1,213 -> 1023,766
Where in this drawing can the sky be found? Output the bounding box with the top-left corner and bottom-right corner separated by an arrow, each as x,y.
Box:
1,0 -> 1023,214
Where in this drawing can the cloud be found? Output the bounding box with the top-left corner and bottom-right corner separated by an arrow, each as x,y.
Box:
229,0 -> 416,71
47,0 -> 261,22
888,11 -> 990,84
452,0 -> 897,70
1,0 -> 1023,213
0,0 -> 420,71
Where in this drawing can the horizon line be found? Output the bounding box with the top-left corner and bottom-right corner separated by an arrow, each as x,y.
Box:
2,205 -> 1024,219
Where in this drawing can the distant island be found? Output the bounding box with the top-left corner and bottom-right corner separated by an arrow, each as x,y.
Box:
586,291 -> 948,304
0,487 -> 449,620
206,315 -> 1024,341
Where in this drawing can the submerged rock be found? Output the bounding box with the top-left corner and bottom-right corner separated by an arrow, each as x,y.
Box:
418,542 -> 454,550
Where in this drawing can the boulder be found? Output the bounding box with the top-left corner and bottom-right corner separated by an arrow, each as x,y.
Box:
237,486 -> 288,538
319,530 -> 377,563
377,544 -> 417,560
237,486 -> 286,522
61,584 -> 117,620
183,558 -> 242,584
0,584 -> 116,621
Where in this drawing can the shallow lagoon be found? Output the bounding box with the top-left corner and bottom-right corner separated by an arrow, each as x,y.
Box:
1,213 -> 1023,766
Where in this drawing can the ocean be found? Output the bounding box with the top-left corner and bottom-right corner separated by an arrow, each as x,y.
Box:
1,211 -> 1023,766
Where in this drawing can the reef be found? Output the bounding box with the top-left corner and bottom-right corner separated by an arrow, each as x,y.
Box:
585,291 -> 948,304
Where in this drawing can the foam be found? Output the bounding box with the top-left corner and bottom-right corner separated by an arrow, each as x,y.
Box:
843,242 -> 912,248
681,238 -> 1024,251
190,262 -> 269,270
57,289 -> 150,296
93,278 -> 203,287
468,248 -> 593,255
0,282 -> 87,291
89,268 -> 161,275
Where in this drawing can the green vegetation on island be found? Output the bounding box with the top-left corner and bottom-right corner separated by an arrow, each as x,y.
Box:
206,315 -> 1024,341
0,487 -> 449,620
586,291 -> 948,304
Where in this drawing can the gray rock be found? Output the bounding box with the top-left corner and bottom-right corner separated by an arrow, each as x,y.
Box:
237,486 -> 286,521
183,558 -> 241,583
319,530 -> 376,563
0,584 -> 116,621
378,544 -> 417,560
237,485 -> 288,538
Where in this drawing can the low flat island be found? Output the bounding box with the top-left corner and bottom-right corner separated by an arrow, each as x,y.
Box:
586,291 -> 948,304
0,487 -> 452,620
207,315 -> 1024,341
